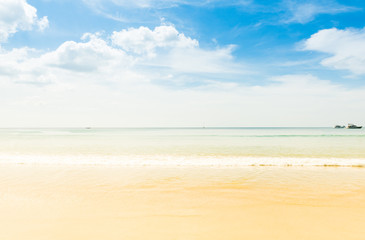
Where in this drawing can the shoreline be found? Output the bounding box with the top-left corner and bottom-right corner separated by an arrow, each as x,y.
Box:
0,154 -> 365,168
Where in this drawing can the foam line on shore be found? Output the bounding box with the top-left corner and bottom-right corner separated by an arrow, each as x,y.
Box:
0,154 -> 364,168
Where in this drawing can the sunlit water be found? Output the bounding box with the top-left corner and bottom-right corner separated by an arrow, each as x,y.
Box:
1,127 -> 365,166
1,128 -> 365,239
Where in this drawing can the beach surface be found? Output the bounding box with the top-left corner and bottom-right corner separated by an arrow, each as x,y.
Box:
1,164 -> 365,240
1,128 -> 365,239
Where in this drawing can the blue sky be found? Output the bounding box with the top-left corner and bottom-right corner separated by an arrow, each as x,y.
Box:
1,0 -> 365,127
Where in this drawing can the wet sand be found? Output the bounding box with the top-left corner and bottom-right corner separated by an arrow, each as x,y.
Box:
1,164 -> 365,240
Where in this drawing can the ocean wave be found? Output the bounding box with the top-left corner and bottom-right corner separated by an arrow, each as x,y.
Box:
0,154 -> 364,168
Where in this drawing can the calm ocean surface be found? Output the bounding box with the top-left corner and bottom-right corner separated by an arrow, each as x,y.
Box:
1,127 -> 365,166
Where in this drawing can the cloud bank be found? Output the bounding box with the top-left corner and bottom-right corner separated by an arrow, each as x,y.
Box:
0,24 -> 247,87
1,1 -> 365,127
1,24 -> 365,127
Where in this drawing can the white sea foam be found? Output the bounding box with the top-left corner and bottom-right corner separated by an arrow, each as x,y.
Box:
0,154 -> 364,167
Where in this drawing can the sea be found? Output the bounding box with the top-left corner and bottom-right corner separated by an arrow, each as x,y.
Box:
1,127 -> 365,167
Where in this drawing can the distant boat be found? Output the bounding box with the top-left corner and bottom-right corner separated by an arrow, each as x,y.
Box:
334,125 -> 345,128
346,124 -> 362,129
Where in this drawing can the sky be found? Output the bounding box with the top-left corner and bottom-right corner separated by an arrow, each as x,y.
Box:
1,0 -> 365,127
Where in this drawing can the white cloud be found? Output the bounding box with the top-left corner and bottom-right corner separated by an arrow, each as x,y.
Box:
283,1 -> 357,24
0,0 -> 49,42
152,45 -> 240,74
109,25 -> 247,77
111,25 -> 198,57
42,33 -> 131,73
1,25 -> 365,127
37,16 -> 49,32
304,27 -> 365,75
0,25 -> 246,87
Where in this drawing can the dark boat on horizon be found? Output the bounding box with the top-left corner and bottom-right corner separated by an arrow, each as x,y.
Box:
346,123 -> 362,129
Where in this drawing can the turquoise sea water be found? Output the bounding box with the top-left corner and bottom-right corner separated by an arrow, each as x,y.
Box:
1,128 -> 365,166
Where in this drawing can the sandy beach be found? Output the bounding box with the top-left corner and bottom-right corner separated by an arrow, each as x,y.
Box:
1,164 -> 364,240
3,0 -> 365,238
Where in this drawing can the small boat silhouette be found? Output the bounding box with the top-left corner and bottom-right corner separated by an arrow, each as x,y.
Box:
346,124 -> 362,129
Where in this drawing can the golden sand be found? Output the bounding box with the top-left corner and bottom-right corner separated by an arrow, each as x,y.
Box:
1,164 -> 364,240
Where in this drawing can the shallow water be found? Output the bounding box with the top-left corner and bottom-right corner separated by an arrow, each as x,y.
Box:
1,128 -> 365,166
